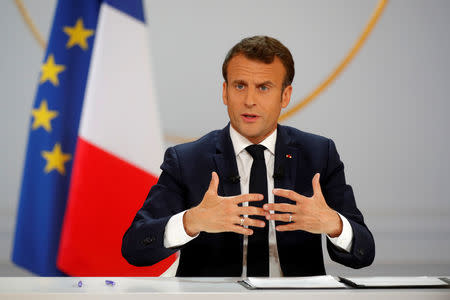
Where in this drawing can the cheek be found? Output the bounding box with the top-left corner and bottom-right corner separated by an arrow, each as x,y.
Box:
228,91 -> 242,101
227,94 -> 243,108
227,102 -> 239,119
263,97 -> 283,115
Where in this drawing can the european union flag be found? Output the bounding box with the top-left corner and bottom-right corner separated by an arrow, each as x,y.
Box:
12,0 -> 100,275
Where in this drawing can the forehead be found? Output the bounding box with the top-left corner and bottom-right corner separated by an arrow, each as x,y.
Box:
226,54 -> 285,84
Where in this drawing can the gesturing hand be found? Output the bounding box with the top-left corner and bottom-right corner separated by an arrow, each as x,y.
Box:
263,173 -> 343,237
183,172 -> 267,237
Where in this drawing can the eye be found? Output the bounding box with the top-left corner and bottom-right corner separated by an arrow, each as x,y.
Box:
259,85 -> 269,91
235,84 -> 245,90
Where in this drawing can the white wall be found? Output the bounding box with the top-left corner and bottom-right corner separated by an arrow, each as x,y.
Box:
1,0 -> 449,275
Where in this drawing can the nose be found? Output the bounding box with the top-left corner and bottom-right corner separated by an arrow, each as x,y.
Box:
244,87 -> 256,108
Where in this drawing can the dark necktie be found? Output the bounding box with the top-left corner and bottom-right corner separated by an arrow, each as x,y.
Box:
245,144 -> 269,277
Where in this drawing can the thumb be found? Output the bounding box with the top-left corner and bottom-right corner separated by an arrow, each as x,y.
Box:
208,171 -> 219,194
312,173 -> 323,197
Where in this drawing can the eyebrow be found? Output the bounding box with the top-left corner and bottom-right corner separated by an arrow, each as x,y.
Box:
256,80 -> 275,87
232,79 -> 247,86
231,80 -> 275,87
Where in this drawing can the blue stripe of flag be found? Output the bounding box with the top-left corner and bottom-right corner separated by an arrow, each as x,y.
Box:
105,0 -> 145,23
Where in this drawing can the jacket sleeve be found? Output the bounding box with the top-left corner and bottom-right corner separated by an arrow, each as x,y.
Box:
121,147 -> 188,266
322,139 -> 375,268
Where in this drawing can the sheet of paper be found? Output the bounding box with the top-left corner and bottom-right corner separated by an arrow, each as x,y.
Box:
341,276 -> 449,287
241,275 -> 346,289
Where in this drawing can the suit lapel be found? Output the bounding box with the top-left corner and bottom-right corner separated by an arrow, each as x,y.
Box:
213,124 -> 241,197
273,125 -> 300,262
274,125 -> 299,204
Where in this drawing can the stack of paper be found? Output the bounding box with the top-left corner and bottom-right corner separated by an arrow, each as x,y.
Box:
339,276 -> 449,288
239,275 -> 346,289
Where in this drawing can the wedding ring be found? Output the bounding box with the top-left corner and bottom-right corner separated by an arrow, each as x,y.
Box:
288,214 -> 293,223
240,218 -> 245,226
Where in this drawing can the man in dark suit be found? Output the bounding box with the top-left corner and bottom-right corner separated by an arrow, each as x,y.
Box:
122,36 -> 375,277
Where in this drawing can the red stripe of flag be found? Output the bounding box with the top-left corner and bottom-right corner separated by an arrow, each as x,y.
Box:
57,137 -> 175,275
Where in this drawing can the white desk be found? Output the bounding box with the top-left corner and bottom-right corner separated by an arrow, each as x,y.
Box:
0,277 -> 448,300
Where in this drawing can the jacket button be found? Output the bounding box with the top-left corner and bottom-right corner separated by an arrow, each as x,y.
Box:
142,237 -> 155,246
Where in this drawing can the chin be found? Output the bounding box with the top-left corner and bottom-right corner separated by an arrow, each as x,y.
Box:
243,131 -> 265,142
234,123 -> 266,141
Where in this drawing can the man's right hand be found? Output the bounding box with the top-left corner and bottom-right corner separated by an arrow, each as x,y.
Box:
183,172 -> 266,237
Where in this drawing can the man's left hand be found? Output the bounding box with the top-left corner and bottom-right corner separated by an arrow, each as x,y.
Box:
263,173 -> 343,237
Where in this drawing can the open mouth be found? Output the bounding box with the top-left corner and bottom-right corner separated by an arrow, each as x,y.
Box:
241,113 -> 259,122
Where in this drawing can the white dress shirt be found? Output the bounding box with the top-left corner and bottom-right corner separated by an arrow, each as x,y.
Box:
163,126 -> 353,276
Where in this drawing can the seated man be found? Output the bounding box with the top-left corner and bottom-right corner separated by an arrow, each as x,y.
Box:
122,35 -> 375,277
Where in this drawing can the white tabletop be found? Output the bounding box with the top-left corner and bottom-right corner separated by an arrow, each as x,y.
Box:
0,277 -> 448,300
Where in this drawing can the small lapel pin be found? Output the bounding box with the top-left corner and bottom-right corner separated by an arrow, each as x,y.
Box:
286,154 -> 292,159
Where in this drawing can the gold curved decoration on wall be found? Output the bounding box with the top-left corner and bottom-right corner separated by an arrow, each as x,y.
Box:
14,0 -> 388,144
14,0 -> 47,49
279,0 -> 388,122
163,134 -> 195,144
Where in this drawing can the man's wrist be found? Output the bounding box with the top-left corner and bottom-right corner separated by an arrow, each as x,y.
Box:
183,207 -> 201,237
326,210 -> 343,238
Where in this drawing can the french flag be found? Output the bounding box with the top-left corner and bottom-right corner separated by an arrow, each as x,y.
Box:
13,0 -> 176,276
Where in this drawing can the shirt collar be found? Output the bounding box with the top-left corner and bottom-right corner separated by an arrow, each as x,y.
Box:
229,124 -> 277,157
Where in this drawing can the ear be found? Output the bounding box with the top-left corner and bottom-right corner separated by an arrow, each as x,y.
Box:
281,85 -> 292,109
222,81 -> 228,106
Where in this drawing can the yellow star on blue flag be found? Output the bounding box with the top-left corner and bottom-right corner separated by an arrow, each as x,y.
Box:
40,54 -> 66,86
63,18 -> 94,50
41,143 -> 72,175
31,100 -> 59,132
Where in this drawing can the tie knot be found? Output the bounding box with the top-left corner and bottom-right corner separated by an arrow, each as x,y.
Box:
246,144 -> 266,160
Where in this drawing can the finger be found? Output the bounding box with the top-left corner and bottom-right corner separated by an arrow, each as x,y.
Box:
312,173 -> 323,197
263,203 -> 296,213
238,206 -> 266,216
235,216 -> 265,228
233,193 -> 264,204
272,188 -> 307,202
208,171 -> 219,194
230,225 -> 254,236
275,224 -> 298,231
266,213 -> 293,222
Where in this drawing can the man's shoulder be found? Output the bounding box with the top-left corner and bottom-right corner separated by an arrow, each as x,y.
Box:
279,124 -> 331,147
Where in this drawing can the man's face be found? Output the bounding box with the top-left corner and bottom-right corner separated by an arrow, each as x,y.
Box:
222,54 -> 292,144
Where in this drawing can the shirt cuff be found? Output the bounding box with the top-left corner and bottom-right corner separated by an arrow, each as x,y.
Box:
327,212 -> 353,252
163,210 -> 198,248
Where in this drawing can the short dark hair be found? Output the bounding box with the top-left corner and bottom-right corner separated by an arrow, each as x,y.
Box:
222,36 -> 295,90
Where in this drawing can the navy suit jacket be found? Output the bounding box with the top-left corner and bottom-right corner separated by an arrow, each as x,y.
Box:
122,124 -> 375,276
